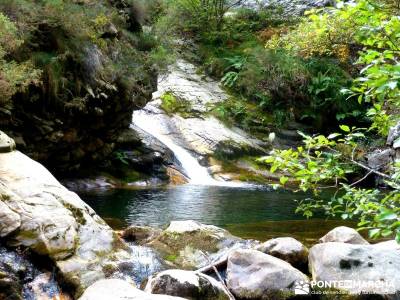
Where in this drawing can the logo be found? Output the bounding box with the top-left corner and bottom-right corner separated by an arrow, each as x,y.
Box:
294,281 -> 310,295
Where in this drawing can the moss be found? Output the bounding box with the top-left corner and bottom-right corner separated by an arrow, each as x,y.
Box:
63,203 -> 86,226
160,92 -> 195,118
164,254 -> 178,263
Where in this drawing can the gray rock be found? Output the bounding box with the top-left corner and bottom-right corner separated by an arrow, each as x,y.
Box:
387,121 -> 400,146
226,249 -> 309,300
0,143 -> 132,296
0,131 -> 16,153
256,237 -> 309,269
309,242 -> 400,297
79,279 -> 186,300
147,220 -> 255,269
132,60 -> 266,159
145,269 -> 230,300
319,226 -> 369,245
367,148 -> 395,171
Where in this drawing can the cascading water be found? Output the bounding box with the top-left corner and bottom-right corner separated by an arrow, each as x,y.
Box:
132,109 -> 244,187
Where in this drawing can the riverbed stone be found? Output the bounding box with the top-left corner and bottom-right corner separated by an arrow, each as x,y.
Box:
145,269 -> 230,300
226,249 -> 309,300
256,237 -> 309,270
79,279 -> 187,300
319,226 -> 369,245
146,220 -> 254,269
309,242 -> 400,297
0,140 -> 132,296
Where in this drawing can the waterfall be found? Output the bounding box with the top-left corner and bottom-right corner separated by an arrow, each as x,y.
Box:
132,109 -> 244,187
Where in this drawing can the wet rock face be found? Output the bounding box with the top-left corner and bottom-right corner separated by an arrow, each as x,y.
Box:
145,269 -> 230,300
0,246 -> 69,300
132,60 -> 267,161
309,242 -> 400,297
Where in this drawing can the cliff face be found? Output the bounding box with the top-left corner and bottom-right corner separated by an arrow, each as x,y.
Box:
0,0 -> 157,174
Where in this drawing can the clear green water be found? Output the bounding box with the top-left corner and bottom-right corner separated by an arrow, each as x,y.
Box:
81,185 -> 352,245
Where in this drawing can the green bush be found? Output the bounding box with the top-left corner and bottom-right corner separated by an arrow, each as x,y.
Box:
0,12 -> 41,107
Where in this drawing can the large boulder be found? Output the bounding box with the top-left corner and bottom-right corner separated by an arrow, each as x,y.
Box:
147,220 -> 255,269
79,279 -> 186,300
226,249 -> 309,300
0,133 -> 132,296
256,237 -> 309,270
319,226 -> 369,245
145,269 -> 230,300
309,242 -> 400,297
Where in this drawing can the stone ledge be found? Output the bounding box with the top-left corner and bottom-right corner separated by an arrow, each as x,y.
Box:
0,131 -> 16,153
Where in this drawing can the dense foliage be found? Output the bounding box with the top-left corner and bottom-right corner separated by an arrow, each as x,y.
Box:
261,0 -> 400,241
150,0 -> 361,132
0,13 -> 40,107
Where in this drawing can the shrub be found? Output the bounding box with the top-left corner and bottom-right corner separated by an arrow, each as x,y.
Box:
0,12 -> 41,107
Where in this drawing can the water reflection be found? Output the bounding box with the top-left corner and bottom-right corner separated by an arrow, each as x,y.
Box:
81,185 -> 309,228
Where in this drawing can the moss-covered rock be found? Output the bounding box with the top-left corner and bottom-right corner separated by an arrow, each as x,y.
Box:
0,0 -> 156,174
146,220 -> 254,270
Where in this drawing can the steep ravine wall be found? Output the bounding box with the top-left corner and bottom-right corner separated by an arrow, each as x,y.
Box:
0,0 -> 157,175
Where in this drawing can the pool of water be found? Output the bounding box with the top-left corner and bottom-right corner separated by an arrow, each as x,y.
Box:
80,184 -> 351,244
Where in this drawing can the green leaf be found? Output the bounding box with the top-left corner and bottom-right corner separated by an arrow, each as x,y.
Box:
280,176 -> 289,185
339,125 -> 351,132
377,210 -> 398,221
369,228 -> 380,238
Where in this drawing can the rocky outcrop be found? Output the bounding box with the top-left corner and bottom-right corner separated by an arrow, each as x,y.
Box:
0,133 -> 132,296
0,245 -> 70,300
319,226 -> 369,245
79,279 -> 186,300
146,220 -> 256,269
1,0 -> 156,174
145,269 -> 230,300
256,237 -> 309,270
132,60 -> 267,164
309,242 -> 400,297
226,249 -> 309,300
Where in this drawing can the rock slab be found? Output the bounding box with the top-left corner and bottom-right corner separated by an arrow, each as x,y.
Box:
226,249 -> 309,300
